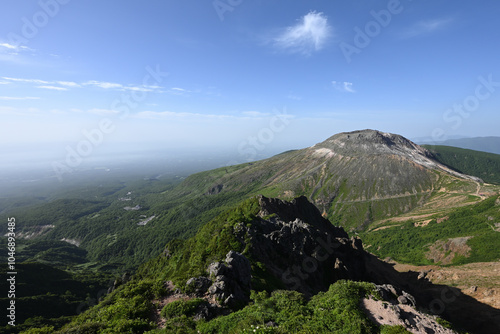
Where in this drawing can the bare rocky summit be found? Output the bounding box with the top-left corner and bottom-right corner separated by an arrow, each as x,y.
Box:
313,129 -> 482,182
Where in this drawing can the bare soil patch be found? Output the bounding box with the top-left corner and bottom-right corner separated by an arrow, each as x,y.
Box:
361,297 -> 456,334
426,237 -> 473,265
392,261 -> 500,309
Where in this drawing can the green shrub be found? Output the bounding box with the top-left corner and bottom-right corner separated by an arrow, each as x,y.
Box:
380,325 -> 412,334
161,299 -> 205,319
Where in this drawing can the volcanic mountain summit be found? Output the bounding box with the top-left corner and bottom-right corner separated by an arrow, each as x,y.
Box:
179,129 -> 484,230
313,130 -> 481,181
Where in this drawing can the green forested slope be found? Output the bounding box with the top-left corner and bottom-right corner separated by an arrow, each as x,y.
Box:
424,145 -> 500,184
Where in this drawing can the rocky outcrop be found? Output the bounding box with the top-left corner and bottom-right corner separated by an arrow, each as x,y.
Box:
183,195 -> 368,304
206,251 -> 252,308
375,284 -> 416,307
182,251 -> 252,310
231,195 -> 367,295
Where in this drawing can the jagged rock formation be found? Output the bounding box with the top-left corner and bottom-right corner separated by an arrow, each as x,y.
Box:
184,251 -> 252,308
206,251 -> 252,307
183,195 -> 368,304
232,195 -> 367,295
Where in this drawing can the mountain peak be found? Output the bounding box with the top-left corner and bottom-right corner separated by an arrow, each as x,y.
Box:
310,129 -> 482,182
315,129 -> 422,156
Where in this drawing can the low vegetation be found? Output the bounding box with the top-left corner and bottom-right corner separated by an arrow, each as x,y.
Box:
361,196 -> 500,265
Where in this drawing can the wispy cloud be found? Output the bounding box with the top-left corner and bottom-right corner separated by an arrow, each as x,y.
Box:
57,81 -> 81,88
2,77 -> 50,85
83,80 -> 159,92
241,111 -> 271,117
332,81 -> 355,93
0,96 -> 40,100
400,18 -> 453,38
37,85 -> 68,91
0,43 -> 33,52
0,43 -> 18,50
83,80 -> 124,89
273,11 -> 332,55
166,87 -> 192,95
2,76 -> 163,93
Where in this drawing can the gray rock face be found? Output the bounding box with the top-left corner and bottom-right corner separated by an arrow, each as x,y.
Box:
206,251 -> 252,308
185,277 -> 212,296
230,195 -> 367,296
376,284 -> 416,307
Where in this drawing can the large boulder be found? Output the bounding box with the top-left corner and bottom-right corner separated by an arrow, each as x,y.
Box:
207,251 -> 251,308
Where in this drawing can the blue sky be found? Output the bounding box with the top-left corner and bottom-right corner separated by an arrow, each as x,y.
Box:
1,0 -> 500,168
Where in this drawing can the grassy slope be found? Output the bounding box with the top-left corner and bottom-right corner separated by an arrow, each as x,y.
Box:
361,196 -> 500,265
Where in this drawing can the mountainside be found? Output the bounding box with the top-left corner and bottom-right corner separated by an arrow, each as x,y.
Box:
422,145 -> 500,184
53,195 -> 500,334
172,130 -> 482,231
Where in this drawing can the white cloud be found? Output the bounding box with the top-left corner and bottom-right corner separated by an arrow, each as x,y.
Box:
57,81 -> 81,87
0,96 -> 40,100
241,111 -> 271,117
166,87 -> 192,95
332,81 -> 355,93
83,80 -> 161,92
123,86 -> 154,92
2,77 -> 50,85
37,85 -> 68,91
0,43 -> 17,50
274,11 -> 332,55
1,76 -> 163,94
400,18 -> 453,38
83,80 -> 124,89
0,43 -> 33,52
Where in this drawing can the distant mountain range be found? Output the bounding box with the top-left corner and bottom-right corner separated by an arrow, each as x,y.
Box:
417,136 -> 500,155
